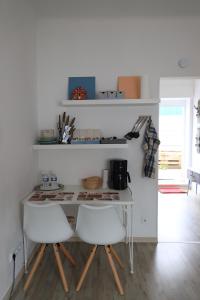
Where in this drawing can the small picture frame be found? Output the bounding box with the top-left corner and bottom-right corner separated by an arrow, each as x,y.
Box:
68,76 -> 96,100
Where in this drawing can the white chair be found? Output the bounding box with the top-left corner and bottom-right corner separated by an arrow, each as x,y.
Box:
23,202 -> 76,293
76,205 -> 126,295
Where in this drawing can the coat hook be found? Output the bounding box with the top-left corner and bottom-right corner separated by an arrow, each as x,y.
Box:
124,115 -> 152,140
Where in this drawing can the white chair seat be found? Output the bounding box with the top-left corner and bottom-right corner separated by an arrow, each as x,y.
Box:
23,201 -> 75,293
76,205 -> 125,245
24,202 -> 73,243
75,205 -> 126,295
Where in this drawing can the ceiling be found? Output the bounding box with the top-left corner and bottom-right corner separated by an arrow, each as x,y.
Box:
34,0 -> 200,18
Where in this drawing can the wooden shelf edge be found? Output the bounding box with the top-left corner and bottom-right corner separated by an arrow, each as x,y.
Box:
32,144 -> 128,150
60,99 -> 160,107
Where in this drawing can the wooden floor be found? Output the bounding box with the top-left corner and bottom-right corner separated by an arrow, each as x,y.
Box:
13,242 -> 200,300
158,192 -> 200,242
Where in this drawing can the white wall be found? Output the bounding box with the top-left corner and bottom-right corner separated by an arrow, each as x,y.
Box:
0,0 -> 37,298
37,105 -> 159,237
36,15 -> 200,109
34,0 -> 200,18
160,78 -> 195,98
35,6 -> 200,241
36,8 -> 200,228
1,1 -> 200,297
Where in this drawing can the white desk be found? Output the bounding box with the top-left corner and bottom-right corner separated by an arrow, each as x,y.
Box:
23,185 -> 134,274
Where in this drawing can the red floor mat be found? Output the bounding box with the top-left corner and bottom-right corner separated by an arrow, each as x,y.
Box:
159,187 -> 187,194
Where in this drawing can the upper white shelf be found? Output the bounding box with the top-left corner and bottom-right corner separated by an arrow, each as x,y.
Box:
61,99 -> 159,107
32,144 -> 128,150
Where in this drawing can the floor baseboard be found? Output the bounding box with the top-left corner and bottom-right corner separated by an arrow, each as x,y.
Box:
133,237 -> 158,243
69,236 -> 158,243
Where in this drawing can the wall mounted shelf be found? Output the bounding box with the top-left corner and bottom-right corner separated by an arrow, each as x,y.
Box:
32,144 -> 128,150
61,99 -> 159,107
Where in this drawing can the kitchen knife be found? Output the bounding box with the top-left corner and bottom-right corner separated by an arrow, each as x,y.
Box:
65,115 -> 70,126
69,117 -> 76,127
62,112 -> 66,133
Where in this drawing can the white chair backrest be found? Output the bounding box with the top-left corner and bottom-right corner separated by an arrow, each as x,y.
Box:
76,205 -> 125,245
24,201 -> 73,243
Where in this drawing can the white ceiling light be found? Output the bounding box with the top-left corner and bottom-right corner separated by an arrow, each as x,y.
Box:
177,58 -> 190,68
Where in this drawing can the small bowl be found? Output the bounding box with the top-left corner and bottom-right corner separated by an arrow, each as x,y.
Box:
82,176 -> 102,190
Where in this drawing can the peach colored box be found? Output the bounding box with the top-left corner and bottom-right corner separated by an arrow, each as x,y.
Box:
117,76 -> 141,99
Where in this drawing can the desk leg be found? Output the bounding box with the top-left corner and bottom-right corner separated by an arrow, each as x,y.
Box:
128,204 -> 134,274
122,205 -> 128,244
23,232 -> 28,274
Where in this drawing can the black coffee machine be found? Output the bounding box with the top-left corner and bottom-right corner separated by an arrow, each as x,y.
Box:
109,159 -> 131,190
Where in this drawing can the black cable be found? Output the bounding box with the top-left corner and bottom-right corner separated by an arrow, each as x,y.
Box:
9,254 -> 16,300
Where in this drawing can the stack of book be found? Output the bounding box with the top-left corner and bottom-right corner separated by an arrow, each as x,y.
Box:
71,129 -> 101,144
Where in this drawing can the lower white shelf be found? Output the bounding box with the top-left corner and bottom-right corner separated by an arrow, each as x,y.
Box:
32,144 -> 128,150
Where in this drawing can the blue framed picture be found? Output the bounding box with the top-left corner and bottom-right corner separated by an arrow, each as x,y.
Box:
68,76 -> 96,100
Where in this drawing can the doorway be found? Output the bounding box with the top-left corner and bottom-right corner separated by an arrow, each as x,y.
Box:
158,77 -> 200,242
159,97 -> 191,186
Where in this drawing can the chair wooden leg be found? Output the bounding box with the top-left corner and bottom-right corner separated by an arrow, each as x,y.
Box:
76,245 -> 97,292
59,243 -> 76,267
24,244 -> 46,291
53,244 -> 68,293
105,245 -> 124,295
110,245 -> 124,269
